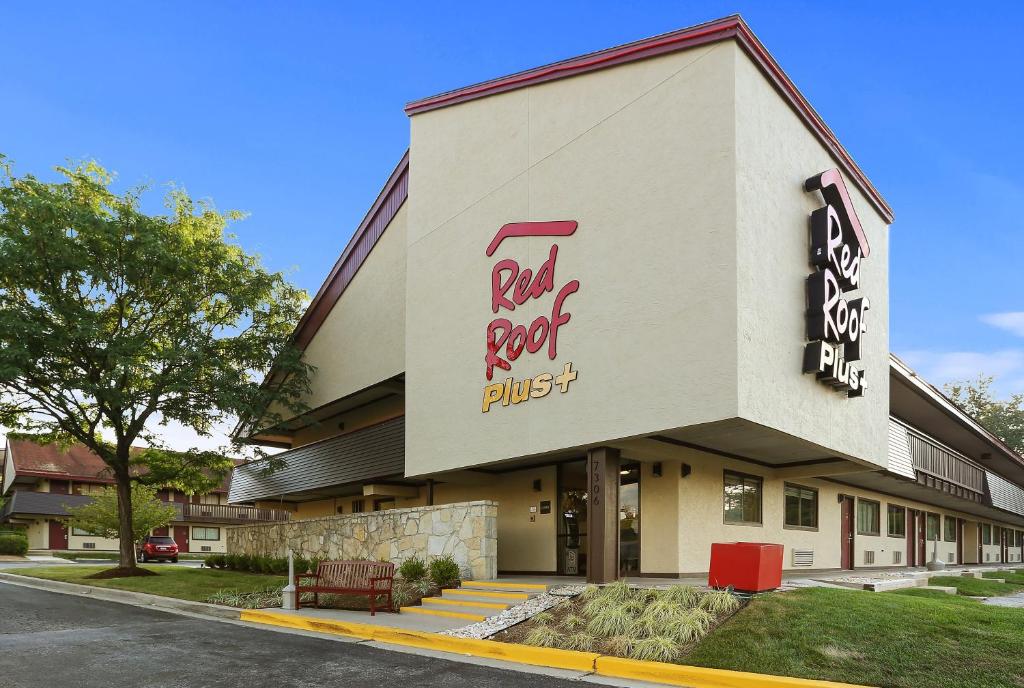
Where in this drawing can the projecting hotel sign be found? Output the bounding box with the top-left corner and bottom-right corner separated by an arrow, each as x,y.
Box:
482,221 -> 579,413
802,169 -> 870,397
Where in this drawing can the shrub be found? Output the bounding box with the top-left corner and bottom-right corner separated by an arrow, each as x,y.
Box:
699,589 -> 740,615
0,534 -> 28,556
398,555 -> 427,581
294,556 -> 312,575
428,554 -> 461,588
630,635 -> 680,663
204,554 -> 226,569
586,603 -> 633,638
524,625 -> 562,648
206,585 -> 283,609
563,632 -> 596,652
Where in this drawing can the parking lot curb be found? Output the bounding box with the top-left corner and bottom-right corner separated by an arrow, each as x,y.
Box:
0,572 -> 242,620
240,609 -> 873,688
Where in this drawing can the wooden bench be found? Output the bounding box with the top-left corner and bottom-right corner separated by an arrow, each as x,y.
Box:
295,560 -> 395,615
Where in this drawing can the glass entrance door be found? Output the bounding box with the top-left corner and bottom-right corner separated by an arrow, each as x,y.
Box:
557,461 -> 588,575
619,463 -> 640,576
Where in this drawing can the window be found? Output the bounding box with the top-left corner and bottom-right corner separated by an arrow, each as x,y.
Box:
192,527 -> 220,541
1017,531 -> 1023,548
983,523 -> 992,545
926,513 -> 940,541
887,505 -> 906,538
71,527 -> 93,536
1007,529 -> 1015,546
857,499 -> 880,536
944,516 -> 957,542
723,471 -> 762,525
350,499 -> 365,514
783,484 -> 817,529
373,498 -> 395,511
994,526 -> 1002,544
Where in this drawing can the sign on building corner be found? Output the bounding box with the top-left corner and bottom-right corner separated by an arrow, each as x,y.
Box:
482,220 -> 580,413
802,169 -> 870,397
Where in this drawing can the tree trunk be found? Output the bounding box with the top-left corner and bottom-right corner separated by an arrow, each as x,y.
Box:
114,459 -> 136,570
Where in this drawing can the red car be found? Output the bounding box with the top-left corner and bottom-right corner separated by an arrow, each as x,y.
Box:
137,535 -> 179,563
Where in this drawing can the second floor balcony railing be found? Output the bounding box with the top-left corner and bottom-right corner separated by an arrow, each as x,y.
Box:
170,502 -> 291,524
905,427 -> 986,500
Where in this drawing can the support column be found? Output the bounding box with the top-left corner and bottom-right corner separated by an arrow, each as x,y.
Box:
587,446 -> 620,584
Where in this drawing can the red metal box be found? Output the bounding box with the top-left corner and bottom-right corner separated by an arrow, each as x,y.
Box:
708,542 -> 783,592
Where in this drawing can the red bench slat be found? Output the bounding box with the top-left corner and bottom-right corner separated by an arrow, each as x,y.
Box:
295,560 -> 395,615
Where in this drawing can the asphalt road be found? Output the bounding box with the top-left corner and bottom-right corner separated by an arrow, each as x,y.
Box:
0,583 -> 582,688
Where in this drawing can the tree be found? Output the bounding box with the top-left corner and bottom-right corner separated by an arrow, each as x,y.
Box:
0,157 -> 312,573
65,484 -> 177,545
945,376 -> 1024,454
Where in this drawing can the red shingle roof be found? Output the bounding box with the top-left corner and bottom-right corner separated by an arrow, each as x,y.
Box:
6,439 -> 238,493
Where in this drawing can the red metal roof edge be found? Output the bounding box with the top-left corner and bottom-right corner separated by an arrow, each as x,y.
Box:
403,15 -> 893,225
291,150 -> 410,352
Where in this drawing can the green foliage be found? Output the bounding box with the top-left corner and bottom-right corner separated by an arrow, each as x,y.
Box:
662,585 -> 701,607
630,635 -> 680,663
559,612 -> 585,632
531,610 -> 554,625
206,585 -> 283,609
586,603 -> 634,637
699,589 -> 741,615
65,484 -> 176,544
0,533 -> 28,555
204,554 -> 226,569
524,625 -> 562,648
945,376 -> 1024,453
605,635 -> 634,656
398,555 -> 427,581
428,554 -> 461,588
0,157 -> 313,568
563,632 -> 596,652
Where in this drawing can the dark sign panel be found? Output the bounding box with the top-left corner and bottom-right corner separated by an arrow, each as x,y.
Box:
802,169 -> 870,397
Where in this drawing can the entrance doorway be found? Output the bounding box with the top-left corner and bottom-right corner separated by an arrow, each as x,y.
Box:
840,495 -> 854,569
173,525 -> 189,553
48,520 -> 68,550
557,461 -> 587,576
618,463 -> 640,577
557,459 -> 642,578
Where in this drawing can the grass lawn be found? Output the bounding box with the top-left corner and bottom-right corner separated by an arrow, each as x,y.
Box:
983,570 -> 1024,585
11,565 -> 285,602
684,587 -> 1024,688
926,575 -> 1023,597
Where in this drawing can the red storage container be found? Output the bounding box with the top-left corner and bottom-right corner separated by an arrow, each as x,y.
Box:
708,542 -> 783,592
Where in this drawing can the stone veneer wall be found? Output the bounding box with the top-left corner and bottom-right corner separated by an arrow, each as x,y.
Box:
227,500 -> 497,580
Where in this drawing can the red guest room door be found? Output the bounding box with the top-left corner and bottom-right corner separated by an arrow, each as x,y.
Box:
173,526 -> 189,553
840,496 -> 855,569
48,520 -> 68,550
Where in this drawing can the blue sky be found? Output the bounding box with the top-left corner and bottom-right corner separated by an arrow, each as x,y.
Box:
1,3 -> 1021,448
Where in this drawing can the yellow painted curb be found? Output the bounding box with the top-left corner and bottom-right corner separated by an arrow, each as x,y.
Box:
462,580 -> 548,591
240,610 -> 874,688
399,606 -> 486,621
443,588 -> 530,600
422,597 -> 509,610
594,656 -> 873,688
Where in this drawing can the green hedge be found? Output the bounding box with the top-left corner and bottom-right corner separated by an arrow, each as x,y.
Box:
204,553 -> 317,576
0,533 -> 29,556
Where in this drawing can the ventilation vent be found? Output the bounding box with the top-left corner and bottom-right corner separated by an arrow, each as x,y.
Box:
201,545 -> 212,552
986,553 -> 991,562
892,551 -> 902,565
863,550 -> 875,565
82,542 -> 95,549
791,549 -> 814,567
948,553 -> 955,563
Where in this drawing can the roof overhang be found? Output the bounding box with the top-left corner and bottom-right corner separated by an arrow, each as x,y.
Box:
890,355 -> 1024,485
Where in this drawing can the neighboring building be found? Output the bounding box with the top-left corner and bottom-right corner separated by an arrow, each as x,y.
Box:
0,440 -> 290,553
229,16 -> 1024,581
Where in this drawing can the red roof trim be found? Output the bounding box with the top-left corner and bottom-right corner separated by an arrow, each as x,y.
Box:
291,150 -> 410,351
404,15 -> 893,224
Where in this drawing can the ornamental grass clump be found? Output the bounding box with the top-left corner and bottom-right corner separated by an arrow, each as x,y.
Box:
518,582 -> 742,664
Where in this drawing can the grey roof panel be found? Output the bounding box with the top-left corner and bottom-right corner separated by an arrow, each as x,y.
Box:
887,418 -> 916,479
228,416 -> 405,503
1,490 -> 93,518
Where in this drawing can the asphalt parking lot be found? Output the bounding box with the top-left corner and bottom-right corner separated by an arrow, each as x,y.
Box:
0,583 -> 585,688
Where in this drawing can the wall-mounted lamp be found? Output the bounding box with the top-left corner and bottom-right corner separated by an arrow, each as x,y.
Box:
652,462 -> 663,477
532,479 -> 542,492
681,463 -> 691,478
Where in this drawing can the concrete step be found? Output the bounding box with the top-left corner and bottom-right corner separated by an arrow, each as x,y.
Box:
421,596 -> 510,612
441,588 -> 533,602
920,586 -> 957,594
863,578 -> 928,592
462,580 -> 549,593
399,605 -> 487,621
